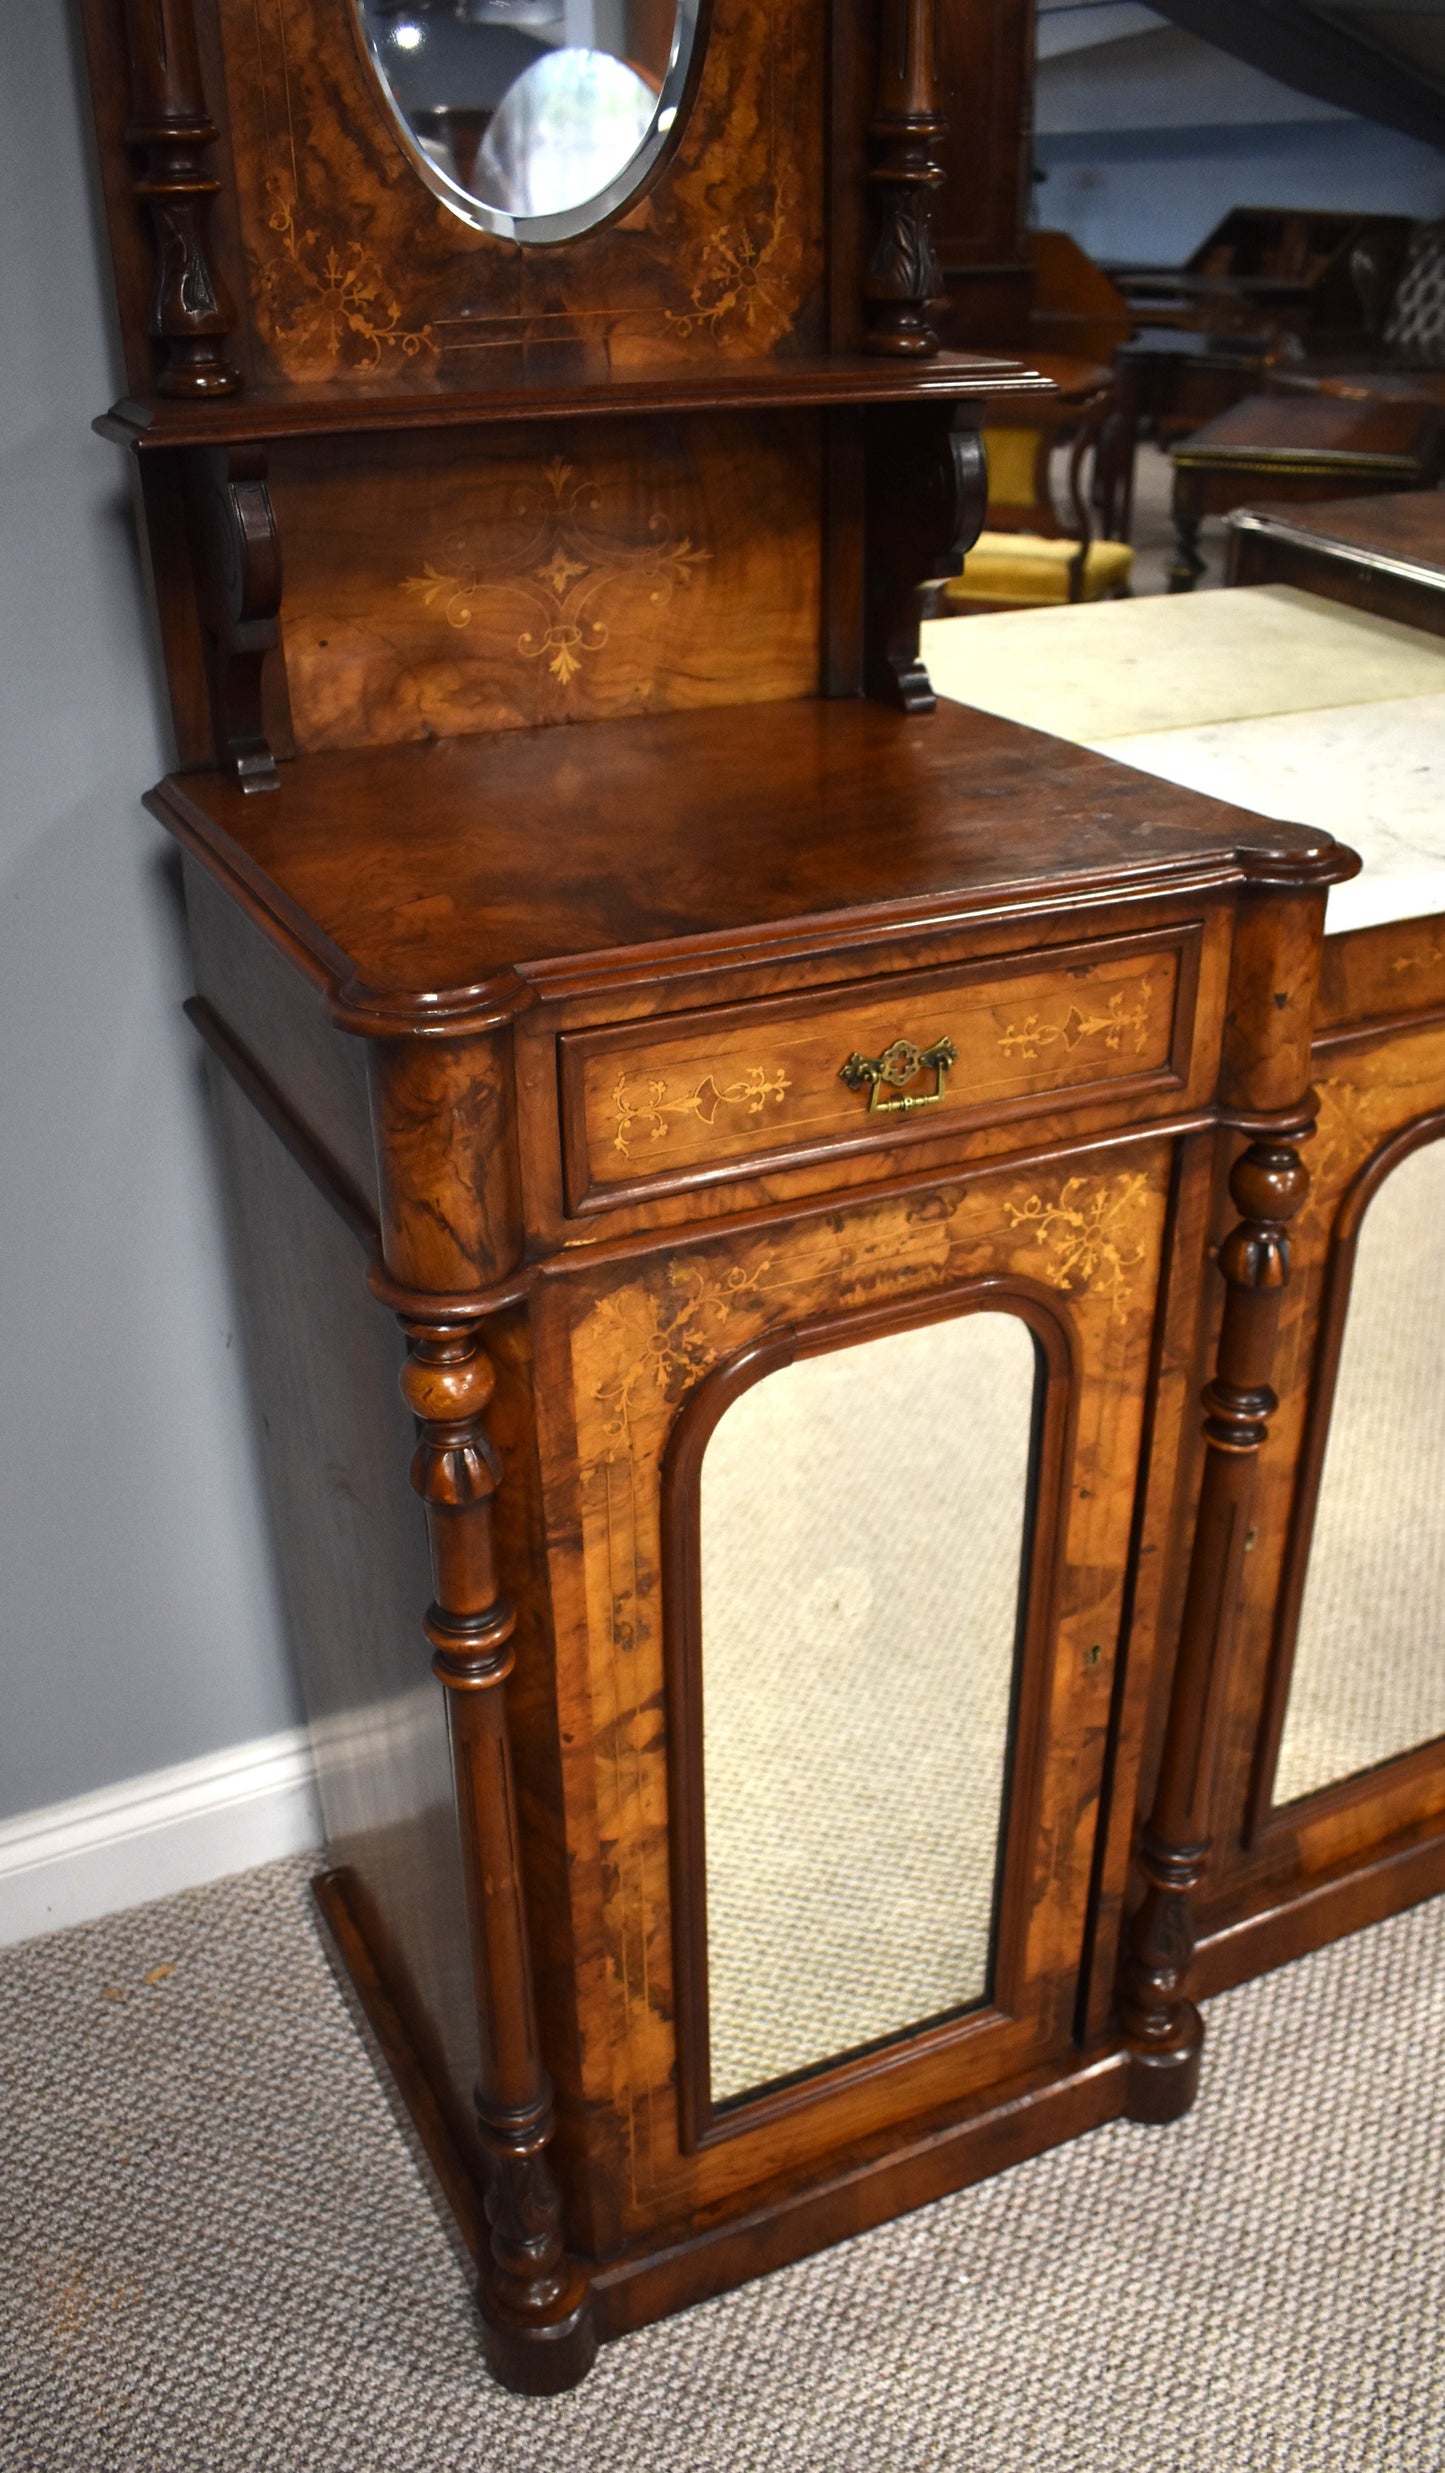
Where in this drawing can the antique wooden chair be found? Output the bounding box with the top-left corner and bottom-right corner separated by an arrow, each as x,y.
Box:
941,380 -> 1135,611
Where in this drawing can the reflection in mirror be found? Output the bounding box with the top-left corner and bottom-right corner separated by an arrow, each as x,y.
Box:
355,0 -> 699,243
700,1312 -> 1042,2108
1276,1135 -> 1445,1806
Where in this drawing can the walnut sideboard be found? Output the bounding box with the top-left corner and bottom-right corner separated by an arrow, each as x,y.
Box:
73,0 -> 1391,2400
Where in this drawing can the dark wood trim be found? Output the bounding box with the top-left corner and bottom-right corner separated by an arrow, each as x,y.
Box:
119,0 -> 239,399
96,355 -> 1051,455
587,2051 -> 1128,2336
1194,1815 -> 1445,2000
1120,1128 -> 1313,2122
185,997 -> 379,1250
821,406 -> 867,696
1247,1105 -> 1445,1844
862,0 -> 946,357
311,1869 -> 485,2260
400,1319 -> 597,2393
661,1276 -> 1076,2151
183,445 -> 284,791
863,403 -> 985,708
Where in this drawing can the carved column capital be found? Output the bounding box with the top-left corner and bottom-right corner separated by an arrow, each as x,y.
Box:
863,0 -> 946,356
121,0 -> 240,398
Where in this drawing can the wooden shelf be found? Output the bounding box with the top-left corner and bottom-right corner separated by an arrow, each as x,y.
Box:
96,351 -> 1052,452
147,697 -> 1331,1032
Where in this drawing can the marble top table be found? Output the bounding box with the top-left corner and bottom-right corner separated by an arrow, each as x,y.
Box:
921,585 -> 1445,936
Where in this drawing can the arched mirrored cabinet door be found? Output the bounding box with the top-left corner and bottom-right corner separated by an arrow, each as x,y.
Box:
1274,1130 -> 1445,1808
354,0 -> 704,241
683,1307 -> 1045,2114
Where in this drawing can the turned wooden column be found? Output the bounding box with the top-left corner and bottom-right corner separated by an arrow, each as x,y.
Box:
400,1319 -> 595,2393
121,0 -> 240,397
1121,828 -> 1356,2122
863,0 -> 946,356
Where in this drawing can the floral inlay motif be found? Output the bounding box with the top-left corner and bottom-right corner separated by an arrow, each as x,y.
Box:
1390,936 -> 1445,976
1003,1172 -> 1151,1302
1298,1077 -> 1390,1227
401,458 -> 711,687
663,215 -> 788,340
610,1064 -> 792,1159
592,1261 -> 777,1453
996,982 -> 1155,1063
257,175 -> 436,372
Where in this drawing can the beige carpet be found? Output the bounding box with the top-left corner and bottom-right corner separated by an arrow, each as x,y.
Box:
1,1852 -> 1441,2472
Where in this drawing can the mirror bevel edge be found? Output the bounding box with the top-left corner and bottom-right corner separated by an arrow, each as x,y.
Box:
349,0 -> 712,249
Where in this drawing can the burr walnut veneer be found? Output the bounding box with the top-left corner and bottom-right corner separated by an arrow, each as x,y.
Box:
77,0 -> 1445,2403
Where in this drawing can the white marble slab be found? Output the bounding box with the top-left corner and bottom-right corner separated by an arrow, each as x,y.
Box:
1087,694 -> 1445,935
921,585 -> 1445,744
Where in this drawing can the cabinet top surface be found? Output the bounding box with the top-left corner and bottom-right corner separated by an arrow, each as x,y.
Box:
152,699 -> 1341,1029
1233,491 -> 1445,579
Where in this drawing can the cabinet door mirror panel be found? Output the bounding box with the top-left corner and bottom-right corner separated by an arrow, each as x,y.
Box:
700,1311 -> 1042,2108
1276,1134 -> 1445,1806
355,0 -> 702,242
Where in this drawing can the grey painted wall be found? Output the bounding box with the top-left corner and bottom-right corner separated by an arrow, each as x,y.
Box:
0,8 -> 302,1821
1034,2 -> 1445,264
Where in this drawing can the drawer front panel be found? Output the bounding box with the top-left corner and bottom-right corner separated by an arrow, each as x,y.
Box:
561,927 -> 1199,1211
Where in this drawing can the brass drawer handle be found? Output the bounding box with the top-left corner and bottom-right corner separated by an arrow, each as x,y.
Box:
838,1035 -> 958,1114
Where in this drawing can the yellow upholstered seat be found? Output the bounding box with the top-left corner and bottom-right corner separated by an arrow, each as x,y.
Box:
944,529 -> 1135,610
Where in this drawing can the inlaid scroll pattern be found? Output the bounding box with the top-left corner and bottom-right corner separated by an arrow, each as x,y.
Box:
402,459 -> 711,686
610,1064 -> 792,1158
1299,1075 -> 1394,1228
593,1259 -> 779,1453
1003,1172 -> 1151,1303
663,214 -> 788,341
258,176 -> 437,371
1391,936 -> 1445,976
996,981 -> 1155,1064
587,1163 -> 1153,1463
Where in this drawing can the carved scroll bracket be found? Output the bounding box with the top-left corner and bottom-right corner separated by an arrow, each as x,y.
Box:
184,446 -> 281,792
121,0 -> 240,398
400,1321 -> 596,2394
863,0 -> 946,356
864,403 -> 987,710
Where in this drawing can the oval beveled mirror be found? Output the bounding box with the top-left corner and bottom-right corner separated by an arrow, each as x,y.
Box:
355,0 -> 702,244
698,1310 -> 1043,2109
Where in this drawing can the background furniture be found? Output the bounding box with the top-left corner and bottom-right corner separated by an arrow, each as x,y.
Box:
1228,491 -> 1445,636
1113,207 -> 1414,351
1168,393 -> 1445,590
941,368 -> 1134,608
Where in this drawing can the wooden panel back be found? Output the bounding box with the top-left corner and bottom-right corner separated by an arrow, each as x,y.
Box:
269,414 -> 822,748
212,0 -> 825,385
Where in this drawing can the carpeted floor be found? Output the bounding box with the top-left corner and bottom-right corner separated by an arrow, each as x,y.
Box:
1,1853 -> 1441,2472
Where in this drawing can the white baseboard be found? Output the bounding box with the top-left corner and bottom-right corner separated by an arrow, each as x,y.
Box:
0,1727 -> 323,1948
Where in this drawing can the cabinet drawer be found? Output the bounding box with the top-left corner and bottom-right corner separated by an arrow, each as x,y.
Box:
559,925 -> 1201,1211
